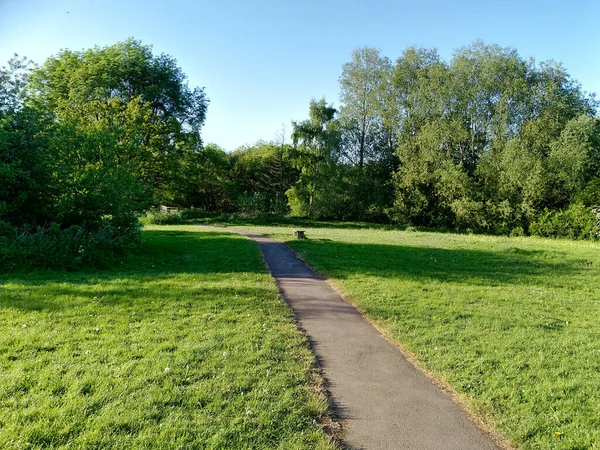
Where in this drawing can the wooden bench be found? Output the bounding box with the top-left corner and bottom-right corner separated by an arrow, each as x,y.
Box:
292,229 -> 306,239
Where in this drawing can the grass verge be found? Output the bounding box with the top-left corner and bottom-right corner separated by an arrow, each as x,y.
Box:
0,225 -> 335,449
232,224 -> 600,450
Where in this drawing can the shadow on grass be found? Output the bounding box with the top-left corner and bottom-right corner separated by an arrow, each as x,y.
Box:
194,216 -> 405,231
0,228 -> 270,312
196,214 -> 498,235
0,281 -> 274,312
287,239 -> 583,287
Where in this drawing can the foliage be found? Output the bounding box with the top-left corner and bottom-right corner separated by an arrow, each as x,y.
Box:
140,208 -> 185,225
178,143 -> 235,211
0,56 -> 54,227
28,38 -> 209,206
288,98 -> 342,218
140,207 -> 213,225
529,203 -> 599,240
280,41 -> 598,234
0,221 -> 140,271
231,140 -> 298,214
1,39 -> 211,269
338,47 -> 394,169
386,41 -> 598,233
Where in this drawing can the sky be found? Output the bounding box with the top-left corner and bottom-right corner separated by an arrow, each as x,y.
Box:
1,0 -> 599,151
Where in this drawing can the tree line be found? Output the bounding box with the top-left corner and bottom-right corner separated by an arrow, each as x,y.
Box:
226,41 -> 600,238
2,39 -> 599,269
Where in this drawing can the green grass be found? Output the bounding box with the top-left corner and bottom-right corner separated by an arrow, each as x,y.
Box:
231,224 -> 600,449
0,225 -> 335,449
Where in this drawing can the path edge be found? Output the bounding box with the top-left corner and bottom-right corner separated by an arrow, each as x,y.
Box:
204,224 -> 514,450
202,225 -> 346,448
289,243 -> 515,450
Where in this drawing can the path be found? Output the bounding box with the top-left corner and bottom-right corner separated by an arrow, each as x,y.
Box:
220,227 -> 500,450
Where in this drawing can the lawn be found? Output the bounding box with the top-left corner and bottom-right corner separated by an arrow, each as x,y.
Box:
0,225 -> 335,449
231,224 -> 600,449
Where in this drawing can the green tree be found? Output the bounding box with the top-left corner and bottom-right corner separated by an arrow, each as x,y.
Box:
389,41 -> 598,232
548,115 -> 600,206
230,140 -> 297,214
0,56 -> 53,227
28,38 -> 209,205
179,143 -> 234,211
288,98 -> 340,217
1,40 -> 211,268
339,47 -> 392,170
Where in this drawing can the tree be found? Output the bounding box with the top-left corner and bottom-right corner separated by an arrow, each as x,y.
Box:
230,140 -> 298,214
547,115 -> 600,206
28,38 -> 209,205
339,47 -> 391,170
288,98 -> 340,217
0,56 -> 53,227
0,40 -> 213,269
179,143 -> 234,211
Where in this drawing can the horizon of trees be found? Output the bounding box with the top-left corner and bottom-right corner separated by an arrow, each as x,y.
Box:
205,40 -> 600,237
2,38 -> 599,269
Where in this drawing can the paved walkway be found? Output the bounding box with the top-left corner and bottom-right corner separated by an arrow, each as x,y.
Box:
220,227 -> 500,450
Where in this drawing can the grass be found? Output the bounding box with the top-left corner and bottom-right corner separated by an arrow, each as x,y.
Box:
229,224 -> 600,449
0,225 -> 335,449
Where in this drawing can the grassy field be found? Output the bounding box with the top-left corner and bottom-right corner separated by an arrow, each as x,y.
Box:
0,225 -> 335,449
231,224 -> 600,449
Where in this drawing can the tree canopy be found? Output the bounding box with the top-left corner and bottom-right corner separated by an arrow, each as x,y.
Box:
0,39 -> 209,269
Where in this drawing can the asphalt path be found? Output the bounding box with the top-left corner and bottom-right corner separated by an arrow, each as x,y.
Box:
219,227 -> 500,450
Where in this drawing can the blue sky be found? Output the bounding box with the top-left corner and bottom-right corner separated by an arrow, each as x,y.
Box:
1,0 -> 599,150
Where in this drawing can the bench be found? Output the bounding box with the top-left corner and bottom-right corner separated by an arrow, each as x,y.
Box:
292,229 -> 306,239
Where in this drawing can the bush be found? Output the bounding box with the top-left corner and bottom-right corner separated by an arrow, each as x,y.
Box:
0,222 -> 140,271
529,203 -> 599,240
509,226 -> 525,237
140,208 -> 185,225
139,208 -> 212,225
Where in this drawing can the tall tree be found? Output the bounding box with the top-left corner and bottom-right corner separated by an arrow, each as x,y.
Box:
339,47 -> 391,170
28,38 -> 209,205
0,56 -> 53,227
288,98 -> 340,217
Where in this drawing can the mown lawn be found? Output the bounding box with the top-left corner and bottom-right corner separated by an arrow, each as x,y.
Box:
0,225 -> 335,449
235,224 -> 600,449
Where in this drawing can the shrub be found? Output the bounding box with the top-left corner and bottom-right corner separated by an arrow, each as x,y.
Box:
237,192 -> 270,214
181,208 -> 211,221
139,208 -> 212,225
529,203 -> 599,240
0,222 -> 140,271
140,208 -> 185,225
509,226 -> 525,237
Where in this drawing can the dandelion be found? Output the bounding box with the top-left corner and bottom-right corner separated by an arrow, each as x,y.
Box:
164,367 -> 171,372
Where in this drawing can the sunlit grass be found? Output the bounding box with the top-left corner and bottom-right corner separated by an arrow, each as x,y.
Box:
0,225 -> 334,449
235,224 -> 600,449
